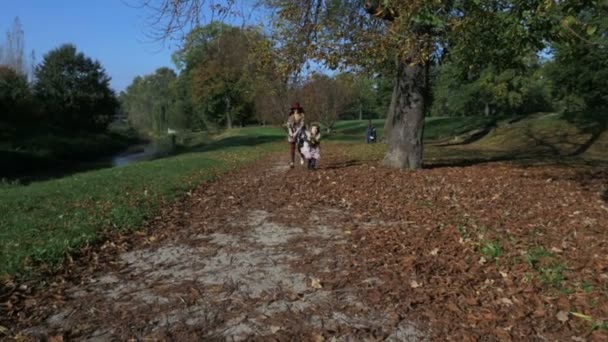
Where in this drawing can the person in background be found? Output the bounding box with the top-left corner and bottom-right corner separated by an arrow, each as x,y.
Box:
286,102 -> 306,168
366,120 -> 377,143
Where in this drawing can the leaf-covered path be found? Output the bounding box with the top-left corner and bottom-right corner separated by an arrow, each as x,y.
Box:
6,145 -> 608,341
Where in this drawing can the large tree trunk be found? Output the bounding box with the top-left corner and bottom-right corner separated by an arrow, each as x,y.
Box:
384,79 -> 398,141
383,55 -> 428,170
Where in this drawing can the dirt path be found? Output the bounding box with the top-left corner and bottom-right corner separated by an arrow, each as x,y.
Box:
18,151 -> 425,341
8,146 -> 608,341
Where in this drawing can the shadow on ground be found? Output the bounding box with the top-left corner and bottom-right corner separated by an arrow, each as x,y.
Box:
186,135 -> 284,153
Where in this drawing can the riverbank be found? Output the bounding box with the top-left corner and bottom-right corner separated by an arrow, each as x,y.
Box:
0,138 -> 283,279
0,123 -> 141,181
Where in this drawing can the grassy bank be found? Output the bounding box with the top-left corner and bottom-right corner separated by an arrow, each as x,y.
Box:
344,112 -> 608,165
329,116 -> 498,141
0,138 -> 282,279
0,122 -> 140,179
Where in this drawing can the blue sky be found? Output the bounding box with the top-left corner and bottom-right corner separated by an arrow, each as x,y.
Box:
0,0 -> 263,92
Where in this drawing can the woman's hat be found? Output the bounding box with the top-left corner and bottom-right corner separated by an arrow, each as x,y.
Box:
290,102 -> 302,110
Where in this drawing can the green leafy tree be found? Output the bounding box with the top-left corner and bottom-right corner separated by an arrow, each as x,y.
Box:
34,44 -> 118,132
139,0 -> 603,168
544,8 -> 608,112
336,72 -> 380,121
0,65 -> 33,123
189,26 -> 260,129
121,67 -> 182,135
261,0 -> 571,168
431,61 -> 553,117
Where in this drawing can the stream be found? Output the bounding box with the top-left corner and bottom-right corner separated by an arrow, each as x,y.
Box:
110,143 -> 162,167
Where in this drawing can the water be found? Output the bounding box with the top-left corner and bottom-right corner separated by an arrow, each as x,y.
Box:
111,144 -> 161,167
7,141 -> 171,184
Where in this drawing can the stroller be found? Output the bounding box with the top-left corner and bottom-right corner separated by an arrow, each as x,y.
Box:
296,125 -> 308,165
366,125 -> 377,143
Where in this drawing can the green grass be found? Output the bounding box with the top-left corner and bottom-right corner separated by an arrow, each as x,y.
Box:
0,137 -> 282,279
480,240 -> 503,261
539,263 -> 566,288
524,247 -> 566,288
524,247 -> 553,267
424,116 -> 498,141
329,116 -> 498,142
472,112 -> 602,156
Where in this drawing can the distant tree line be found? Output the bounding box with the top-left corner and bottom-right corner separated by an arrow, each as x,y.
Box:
0,17 -> 118,133
122,16 -> 606,137
120,23 -> 394,136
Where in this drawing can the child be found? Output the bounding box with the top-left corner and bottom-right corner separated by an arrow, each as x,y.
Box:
301,123 -> 321,170
286,102 -> 305,168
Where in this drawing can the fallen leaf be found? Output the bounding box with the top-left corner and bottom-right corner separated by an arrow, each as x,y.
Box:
430,248 -> 439,256
312,333 -> 325,342
270,326 -> 281,334
499,298 -> 513,306
49,335 -> 64,342
556,311 -> 569,323
410,280 -> 421,288
0,326 -> 7,334
571,312 -> 593,321
311,278 -> 322,289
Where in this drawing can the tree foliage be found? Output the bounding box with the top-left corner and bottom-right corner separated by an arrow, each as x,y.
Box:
0,65 -> 33,123
34,44 -> 118,132
190,26 -> 258,129
544,5 -> 608,112
431,61 -> 553,117
121,67 -> 183,135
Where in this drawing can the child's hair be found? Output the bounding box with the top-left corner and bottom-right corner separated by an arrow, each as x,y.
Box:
310,123 -> 320,133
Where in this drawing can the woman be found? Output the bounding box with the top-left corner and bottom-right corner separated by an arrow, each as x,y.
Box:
286,102 -> 305,168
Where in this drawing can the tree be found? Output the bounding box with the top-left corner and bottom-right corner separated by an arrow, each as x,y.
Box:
0,65 -> 32,123
0,17 -> 27,76
543,7 -> 608,112
189,25 -> 259,129
430,61 -> 553,117
121,67 -> 182,135
299,73 -> 355,132
34,44 -> 118,132
333,72 -> 379,121
138,0 -> 601,169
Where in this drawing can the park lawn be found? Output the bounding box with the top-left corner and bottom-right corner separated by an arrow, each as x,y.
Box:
347,112 -> 608,164
0,140 -> 283,279
330,116 -> 498,142
3,112 -> 605,280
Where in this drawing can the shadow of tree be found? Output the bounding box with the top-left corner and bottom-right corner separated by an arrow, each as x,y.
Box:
563,109 -> 608,156
322,159 -> 363,170
183,135 -> 284,153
